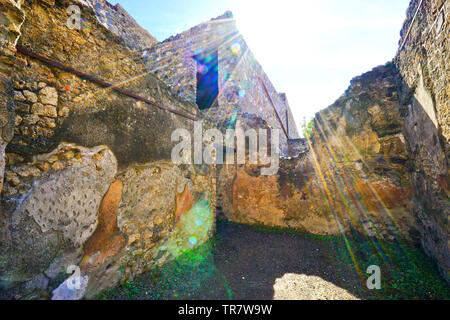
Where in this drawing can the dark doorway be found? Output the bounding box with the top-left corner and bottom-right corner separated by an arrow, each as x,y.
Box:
194,50 -> 219,110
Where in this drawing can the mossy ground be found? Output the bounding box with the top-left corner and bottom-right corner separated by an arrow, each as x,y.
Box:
98,222 -> 449,300
97,240 -> 230,300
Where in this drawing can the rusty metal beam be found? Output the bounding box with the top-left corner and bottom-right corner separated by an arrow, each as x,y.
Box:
16,45 -> 199,121
286,108 -> 289,138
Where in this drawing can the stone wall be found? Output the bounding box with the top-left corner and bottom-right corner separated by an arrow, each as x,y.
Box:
218,63 -> 418,242
1,0 -> 301,300
1,0 -> 448,300
394,0 -> 449,281
8,0 -> 197,164
0,0 -> 216,299
218,0 -> 450,282
0,0 -> 25,193
143,12 -> 301,156
85,0 -> 157,51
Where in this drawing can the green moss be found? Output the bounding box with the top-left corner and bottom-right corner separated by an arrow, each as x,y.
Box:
96,240 -> 232,300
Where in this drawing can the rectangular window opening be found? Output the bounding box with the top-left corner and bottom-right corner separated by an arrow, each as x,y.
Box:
194,50 -> 218,110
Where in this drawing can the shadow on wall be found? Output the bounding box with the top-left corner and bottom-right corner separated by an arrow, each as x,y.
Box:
302,70 -> 450,284
300,66 -> 449,284
53,99 -> 192,170
398,74 -> 450,282
306,66 -> 450,281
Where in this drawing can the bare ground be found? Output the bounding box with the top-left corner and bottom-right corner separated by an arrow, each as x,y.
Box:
101,222 -> 450,300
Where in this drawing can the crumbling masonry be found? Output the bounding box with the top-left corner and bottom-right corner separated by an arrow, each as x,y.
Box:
0,0 -> 448,299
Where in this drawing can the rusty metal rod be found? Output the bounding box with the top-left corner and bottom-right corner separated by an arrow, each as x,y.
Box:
286,108 -> 289,138
16,45 -> 199,121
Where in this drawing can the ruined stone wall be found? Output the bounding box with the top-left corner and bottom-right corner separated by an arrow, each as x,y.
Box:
143,12 -> 300,156
210,39 -> 301,142
8,0 -> 198,165
0,0 -> 300,300
218,63 -> 418,242
394,0 -> 449,281
0,0 -> 25,194
0,0 -> 216,299
85,0 -> 157,51
218,0 -> 449,283
2,0 -> 448,300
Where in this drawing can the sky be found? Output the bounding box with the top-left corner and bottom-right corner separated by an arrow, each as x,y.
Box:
116,0 -> 410,125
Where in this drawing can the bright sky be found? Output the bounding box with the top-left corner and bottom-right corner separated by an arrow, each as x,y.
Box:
116,0 -> 410,125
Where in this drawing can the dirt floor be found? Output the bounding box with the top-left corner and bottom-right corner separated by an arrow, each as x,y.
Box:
101,222 -> 450,300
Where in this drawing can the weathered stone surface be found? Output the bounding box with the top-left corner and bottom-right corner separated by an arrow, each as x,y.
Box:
1,0 -> 448,301
22,114 -> 39,125
77,161 -> 216,299
58,106 -> 70,117
86,0 -> 158,51
219,163 -> 297,229
30,103 -> 57,118
7,0 -> 197,162
13,91 -> 26,102
0,143 -> 117,299
0,0 -> 24,72
144,11 -> 300,156
38,86 -> 58,106
51,275 -> 88,300
0,0 -> 25,194
38,117 -> 56,128
23,90 -> 38,103
219,64 -> 417,241
116,162 -> 215,275
0,0 -> 218,300
394,0 -> 450,281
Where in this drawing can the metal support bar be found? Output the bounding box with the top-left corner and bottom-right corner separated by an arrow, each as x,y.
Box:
286,108 -> 289,138
16,45 -> 199,121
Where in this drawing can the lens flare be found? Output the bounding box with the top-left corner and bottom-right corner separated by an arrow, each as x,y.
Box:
189,236 -> 198,246
231,42 -> 241,54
